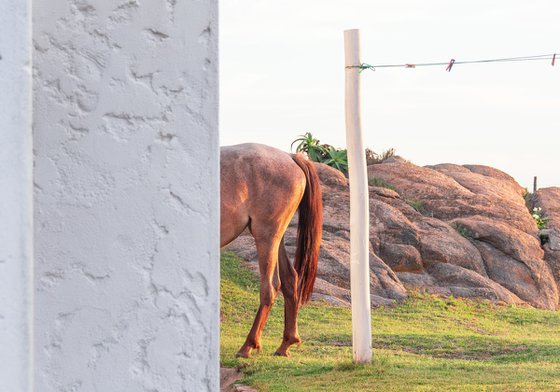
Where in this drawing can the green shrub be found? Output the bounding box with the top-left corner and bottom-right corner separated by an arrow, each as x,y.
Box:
291,132 -> 348,174
523,189 -> 534,209
322,146 -> 348,175
291,132 -> 394,176
291,132 -> 329,162
366,147 -> 396,165
532,207 -> 549,230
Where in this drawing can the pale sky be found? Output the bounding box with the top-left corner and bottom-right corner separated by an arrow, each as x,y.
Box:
220,1 -> 560,189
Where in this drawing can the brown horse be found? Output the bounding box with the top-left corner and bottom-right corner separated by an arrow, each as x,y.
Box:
220,143 -> 323,358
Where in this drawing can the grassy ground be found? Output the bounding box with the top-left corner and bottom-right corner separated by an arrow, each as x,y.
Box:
220,251 -> 560,391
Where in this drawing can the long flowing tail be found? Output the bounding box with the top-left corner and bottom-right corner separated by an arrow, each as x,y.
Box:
291,154 -> 323,305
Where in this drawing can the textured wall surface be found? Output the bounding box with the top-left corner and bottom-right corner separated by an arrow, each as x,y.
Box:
33,1 -> 219,390
0,1 -> 33,390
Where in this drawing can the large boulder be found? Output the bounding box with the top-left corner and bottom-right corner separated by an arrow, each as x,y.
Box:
369,161 -> 536,234
447,215 -> 558,308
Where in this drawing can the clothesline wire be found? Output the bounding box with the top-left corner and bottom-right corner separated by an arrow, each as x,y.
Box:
347,53 -> 558,71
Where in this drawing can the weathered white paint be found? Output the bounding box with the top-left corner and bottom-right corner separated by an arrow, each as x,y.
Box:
344,29 -> 372,363
0,0 -> 34,390
33,1 -> 219,390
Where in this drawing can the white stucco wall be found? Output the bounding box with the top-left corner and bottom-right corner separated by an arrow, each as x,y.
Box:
33,1 -> 219,390
0,0 -> 33,390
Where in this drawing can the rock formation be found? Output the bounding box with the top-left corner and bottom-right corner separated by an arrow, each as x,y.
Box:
226,158 -> 560,310
536,187 -> 560,299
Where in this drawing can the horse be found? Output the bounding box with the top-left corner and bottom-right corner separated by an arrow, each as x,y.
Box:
220,143 -> 323,358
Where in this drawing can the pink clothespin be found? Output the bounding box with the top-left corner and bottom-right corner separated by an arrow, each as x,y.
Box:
553,54 -> 556,66
446,59 -> 455,72
405,64 -> 416,68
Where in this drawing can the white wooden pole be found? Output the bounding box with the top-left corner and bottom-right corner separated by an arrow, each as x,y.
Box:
344,29 -> 372,363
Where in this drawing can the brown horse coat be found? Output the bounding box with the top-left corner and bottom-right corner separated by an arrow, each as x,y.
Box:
221,143 -> 322,357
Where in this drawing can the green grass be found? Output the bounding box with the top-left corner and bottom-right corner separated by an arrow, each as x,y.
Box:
220,251 -> 560,391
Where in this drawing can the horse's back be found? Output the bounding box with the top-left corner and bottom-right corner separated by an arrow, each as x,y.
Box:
220,143 -> 306,247
220,143 -> 305,194
221,143 -> 295,171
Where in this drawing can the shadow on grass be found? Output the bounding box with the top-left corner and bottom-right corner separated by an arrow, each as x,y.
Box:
375,334 -> 560,363
319,333 -> 560,363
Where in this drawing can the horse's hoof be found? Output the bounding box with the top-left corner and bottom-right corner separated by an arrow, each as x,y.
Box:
235,351 -> 252,359
273,350 -> 290,357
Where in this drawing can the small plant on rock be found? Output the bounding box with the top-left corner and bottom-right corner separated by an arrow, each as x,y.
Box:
406,199 -> 425,214
452,223 -> 475,239
532,207 -> 549,230
368,177 -> 397,191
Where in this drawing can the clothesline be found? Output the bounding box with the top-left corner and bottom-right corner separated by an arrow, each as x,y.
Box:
347,53 -> 558,72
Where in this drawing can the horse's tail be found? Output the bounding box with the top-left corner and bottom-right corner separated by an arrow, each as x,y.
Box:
291,154 -> 323,306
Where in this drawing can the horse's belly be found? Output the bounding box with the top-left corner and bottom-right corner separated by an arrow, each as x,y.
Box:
220,178 -> 251,247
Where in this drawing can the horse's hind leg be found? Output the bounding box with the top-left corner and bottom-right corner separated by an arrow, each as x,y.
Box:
274,239 -> 302,357
236,236 -> 282,358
